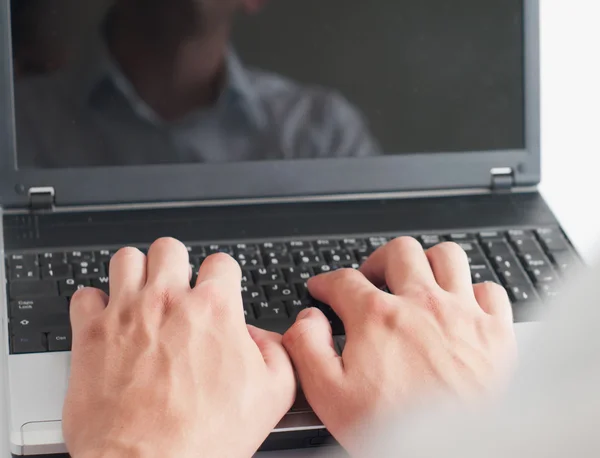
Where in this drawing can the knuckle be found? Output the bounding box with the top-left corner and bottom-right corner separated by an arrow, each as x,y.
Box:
82,317 -> 109,342
144,286 -> 179,314
412,287 -> 445,315
364,290 -> 390,316
383,308 -> 406,332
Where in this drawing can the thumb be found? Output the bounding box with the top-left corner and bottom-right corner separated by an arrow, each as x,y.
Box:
282,308 -> 344,391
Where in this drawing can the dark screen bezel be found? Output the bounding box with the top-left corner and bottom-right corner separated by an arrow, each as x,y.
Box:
0,0 -> 540,209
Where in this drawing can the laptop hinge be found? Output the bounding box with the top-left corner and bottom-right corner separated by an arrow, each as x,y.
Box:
28,187 -> 56,211
490,168 -> 515,193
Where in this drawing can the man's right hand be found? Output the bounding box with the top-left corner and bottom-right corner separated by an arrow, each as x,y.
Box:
282,237 -> 517,456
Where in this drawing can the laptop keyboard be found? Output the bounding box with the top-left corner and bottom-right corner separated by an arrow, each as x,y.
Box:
4,227 -> 581,355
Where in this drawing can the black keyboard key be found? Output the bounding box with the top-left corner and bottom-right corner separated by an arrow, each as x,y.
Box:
11,312 -> 69,334
529,266 -> 558,284
471,265 -> 499,284
490,254 -> 519,270
67,251 -> 95,262
519,246 -> 550,266
421,235 -> 442,248
288,241 -> 312,252
284,267 -> 314,283
355,246 -> 374,263
295,282 -> 310,299
94,249 -> 115,262
235,253 -> 263,269
341,238 -> 367,250
254,268 -> 285,285
479,231 -> 504,240
74,262 -> 106,279
507,230 -> 535,242
10,264 -> 40,282
42,264 -> 73,280
242,285 -> 266,303
368,237 -> 388,249
39,252 -> 67,266
9,297 -> 69,319
9,281 -> 59,299
189,246 -> 207,256
48,328 -> 72,352
59,279 -> 90,296
550,251 -> 581,274
512,239 -> 542,255
294,251 -> 323,267
12,333 -> 47,354
205,244 -> 234,256
323,249 -> 356,265
285,299 -> 311,319
537,283 -> 560,300
509,285 -> 538,303
314,264 -> 339,275
483,240 -> 512,256
253,301 -> 289,320
91,277 -> 110,294
241,270 -> 254,286
314,239 -> 340,250
8,254 -> 38,269
538,233 -> 569,253
235,243 -> 260,254
243,304 -> 257,324
448,233 -> 475,241
498,268 -> 531,287
261,242 -> 287,254
265,284 -> 298,301
265,253 -> 295,268
455,242 -> 481,253
468,253 -> 486,265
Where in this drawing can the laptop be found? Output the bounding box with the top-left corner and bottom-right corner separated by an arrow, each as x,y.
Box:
0,0 -> 583,455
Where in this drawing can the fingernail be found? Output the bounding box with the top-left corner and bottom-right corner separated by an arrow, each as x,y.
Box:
297,308 -> 312,320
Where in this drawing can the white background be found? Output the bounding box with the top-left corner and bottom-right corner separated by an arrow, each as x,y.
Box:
539,0 -> 600,264
2,0 -> 600,456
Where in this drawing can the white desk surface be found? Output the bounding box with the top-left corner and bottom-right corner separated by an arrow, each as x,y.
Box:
3,1 -> 600,456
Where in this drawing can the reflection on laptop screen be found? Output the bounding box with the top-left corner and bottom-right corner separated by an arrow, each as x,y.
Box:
10,0 -> 524,168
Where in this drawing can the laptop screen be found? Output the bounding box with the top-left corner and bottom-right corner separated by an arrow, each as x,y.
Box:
10,0 -> 525,169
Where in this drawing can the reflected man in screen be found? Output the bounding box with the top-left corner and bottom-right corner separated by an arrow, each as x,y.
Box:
14,0 -> 381,168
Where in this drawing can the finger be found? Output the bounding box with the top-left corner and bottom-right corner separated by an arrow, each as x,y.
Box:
146,238 -> 191,291
247,326 -> 296,387
70,287 -> 108,335
426,242 -> 473,295
195,252 -> 242,287
108,247 -> 147,298
282,308 -> 344,390
308,268 -> 380,329
193,253 -> 244,324
360,237 -> 436,294
473,282 -> 513,322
